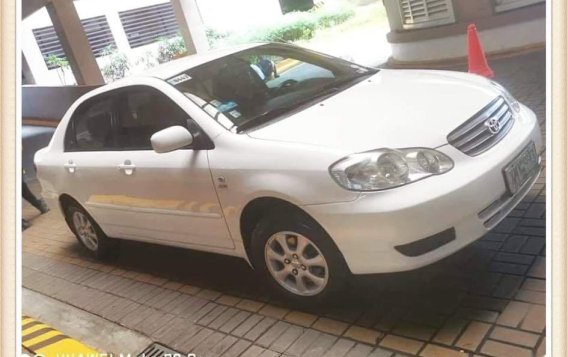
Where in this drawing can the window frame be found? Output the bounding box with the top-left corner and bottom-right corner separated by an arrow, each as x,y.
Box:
64,93 -> 119,153
64,86 -> 214,153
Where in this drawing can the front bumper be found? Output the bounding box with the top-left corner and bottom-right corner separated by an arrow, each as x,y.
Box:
303,104 -> 543,275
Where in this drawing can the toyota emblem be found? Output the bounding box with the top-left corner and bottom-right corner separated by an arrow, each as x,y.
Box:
485,117 -> 501,135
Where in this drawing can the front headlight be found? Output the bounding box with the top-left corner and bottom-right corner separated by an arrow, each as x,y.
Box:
490,81 -> 520,113
330,148 -> 454,191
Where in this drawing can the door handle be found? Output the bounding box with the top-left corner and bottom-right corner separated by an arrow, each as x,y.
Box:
63,160 -> 77,173
118,160 -> 136,175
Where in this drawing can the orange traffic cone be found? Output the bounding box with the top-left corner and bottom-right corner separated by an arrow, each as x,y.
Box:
467,24 -> 494,78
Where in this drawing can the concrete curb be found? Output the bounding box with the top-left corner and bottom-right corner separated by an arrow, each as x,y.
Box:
23,288 -> 152,355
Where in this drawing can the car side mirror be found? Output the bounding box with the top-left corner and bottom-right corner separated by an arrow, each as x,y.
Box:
151,126 -> 193,153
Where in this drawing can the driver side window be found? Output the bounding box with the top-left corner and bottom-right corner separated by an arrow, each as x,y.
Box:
116,86 -> 190,150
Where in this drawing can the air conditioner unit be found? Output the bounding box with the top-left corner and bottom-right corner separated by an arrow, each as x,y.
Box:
399,0 -> 456,30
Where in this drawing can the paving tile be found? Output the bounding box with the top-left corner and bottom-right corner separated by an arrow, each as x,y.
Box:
192,331 -> 226,356
135,310 -> 176,336
345,343 -> 373,357
177,327 -> 215,354
433,318 -> 468,346
146,289 -> 182,310
208,307 -> 240,330
223,339 -> 253,357
270,324 -> 304,353
220,310 -> 252,334
189,302 -> 219,323
197,304 -> 228,326
241,345 -> 270,357
527,257 -> 546,278
244,316 -> 277,341
492,274 -> 524,299
515,289 -> 545,305
284,311 -> 318,327
420,344 -> 467,357
217,294 -> 242,306
257,321 -> 291,347
521,278 -> 545,292
259,304 -> 290,319
392,321 -> 436,341
120,305 -> 156,329
480,340 -> 533,357
455,308 -> 498,324
489,262 -> 529,275
496,301 -> 531,327
178,284 -> 201,295
98,296 -> 141,322
536,335 -> 545,357
490,326 -> 540,348
493,252 -> 534,265
285,329 -> 322,356
344,325 -> 383,346
302,332 -> 338,357
207,334 -> 239,357
379,335 -> 424,355
152,317 -> 201,345
519,237 -> 545,255
237,299 -> 265,313
454,321 -> 491,352
232,314 -> 264,338
313,317 -> 349,336
321,338 -> 356,357
162,280 -> 184,291
367,347 -> 395,357
520,304 -> 545,333
501,235 -> 527,252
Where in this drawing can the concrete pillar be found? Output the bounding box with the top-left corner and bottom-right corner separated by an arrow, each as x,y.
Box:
45,0 -> 104,85
170,0 -> 209,55
22,53 -> 36,85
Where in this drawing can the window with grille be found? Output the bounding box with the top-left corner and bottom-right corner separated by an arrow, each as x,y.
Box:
119,2 -> 179,49
33,15 -> 116,69
494,0 -> 545,13
399,0 -> 456,30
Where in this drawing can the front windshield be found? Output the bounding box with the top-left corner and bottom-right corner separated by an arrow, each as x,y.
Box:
167,43 -> 378,132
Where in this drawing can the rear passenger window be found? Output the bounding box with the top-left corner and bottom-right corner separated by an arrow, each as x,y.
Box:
65,97 -> 115,152
117,87 -> 190,150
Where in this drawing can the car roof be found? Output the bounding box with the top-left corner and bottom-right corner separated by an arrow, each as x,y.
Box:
141,42 -> 264,80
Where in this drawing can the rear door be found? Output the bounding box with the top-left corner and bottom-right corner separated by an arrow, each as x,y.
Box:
61,93 -> 129,238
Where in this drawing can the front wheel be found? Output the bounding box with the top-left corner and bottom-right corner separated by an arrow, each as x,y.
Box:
65,202 -> 119,260
250,211 -> 348,304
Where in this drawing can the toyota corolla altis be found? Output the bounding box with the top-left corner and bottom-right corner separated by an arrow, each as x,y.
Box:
35,43 -> 543,302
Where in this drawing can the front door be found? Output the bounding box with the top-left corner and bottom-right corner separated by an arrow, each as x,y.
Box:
109,85 -> 233,249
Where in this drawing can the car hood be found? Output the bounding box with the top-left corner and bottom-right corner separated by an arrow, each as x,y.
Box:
247,69 -> 501,153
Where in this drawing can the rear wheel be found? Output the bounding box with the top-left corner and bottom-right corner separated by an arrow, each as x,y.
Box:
250,211 -> 348,304
64,202 -> 119,260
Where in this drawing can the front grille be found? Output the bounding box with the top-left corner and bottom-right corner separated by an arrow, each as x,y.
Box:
447,96 -> 515,156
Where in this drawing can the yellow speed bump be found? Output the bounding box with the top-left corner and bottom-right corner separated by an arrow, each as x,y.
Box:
22,316 -> 100,357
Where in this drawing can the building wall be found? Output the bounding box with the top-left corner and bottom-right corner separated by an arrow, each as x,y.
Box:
383,0 -> 545,63
22,0 -> 285,85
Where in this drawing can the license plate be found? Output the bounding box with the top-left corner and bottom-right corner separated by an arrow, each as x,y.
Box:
503,142 -> 539,195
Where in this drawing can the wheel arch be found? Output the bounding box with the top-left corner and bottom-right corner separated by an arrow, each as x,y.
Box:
239,196 -> 348,272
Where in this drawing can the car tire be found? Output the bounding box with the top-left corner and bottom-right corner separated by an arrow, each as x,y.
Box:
64,202 -> 119,260
250,210 -> 348,305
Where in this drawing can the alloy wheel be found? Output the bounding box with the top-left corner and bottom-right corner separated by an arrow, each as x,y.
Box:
72,211 -> 98,251
264,231 -> 329,296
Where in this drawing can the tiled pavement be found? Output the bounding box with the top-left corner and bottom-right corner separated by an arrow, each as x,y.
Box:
22,50 -> 546,357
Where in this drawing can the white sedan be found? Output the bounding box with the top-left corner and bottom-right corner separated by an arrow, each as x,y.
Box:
35,43 -> 543,302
